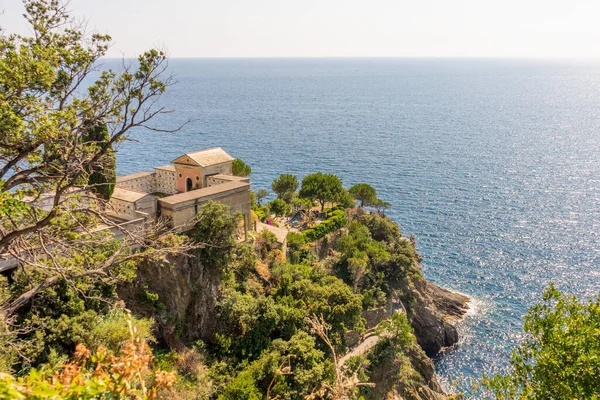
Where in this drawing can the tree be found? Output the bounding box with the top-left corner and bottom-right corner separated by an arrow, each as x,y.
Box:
83,123 -> 116,200
192,201 -> 241,269
348,184 -> 377,208
232,158 -> 252,177
272,174 -> 298,203
255,188 -> 269,206
0,0 -> 193,367
299,173 -> 345,212
337,189 -> 355,209
483,284 -> 600,399
373,199 -> 391,212
267,198 -> 291,217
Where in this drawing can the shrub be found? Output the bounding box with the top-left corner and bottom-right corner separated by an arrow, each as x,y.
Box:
483,285 -> 600,399
267,199 -> 291,217
85,309 -> 155,354
218,371 -> 262,400
0,324 -> 175,399
286,232 -> 310,264
303,210 -> 347,242
192,201 -> 241,269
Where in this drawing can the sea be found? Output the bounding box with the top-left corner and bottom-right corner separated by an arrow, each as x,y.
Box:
114,58 -> 600,395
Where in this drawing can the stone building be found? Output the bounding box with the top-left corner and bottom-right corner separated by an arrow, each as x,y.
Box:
109,148 -> 252,237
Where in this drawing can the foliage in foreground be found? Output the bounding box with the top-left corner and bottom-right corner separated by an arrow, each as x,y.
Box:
0,0 -> 192,370
483,284 -> 600,400
0,322 -> 175,399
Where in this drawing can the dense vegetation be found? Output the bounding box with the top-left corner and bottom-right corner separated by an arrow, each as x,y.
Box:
160,200 -> 429,399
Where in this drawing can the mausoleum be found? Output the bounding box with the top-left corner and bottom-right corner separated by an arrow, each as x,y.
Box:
109,147 -> 252,237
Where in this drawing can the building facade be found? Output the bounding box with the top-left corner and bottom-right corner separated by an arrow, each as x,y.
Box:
109,148 -> 252,237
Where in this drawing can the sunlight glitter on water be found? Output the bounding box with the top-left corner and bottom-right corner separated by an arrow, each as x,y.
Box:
114,58 -> 600,394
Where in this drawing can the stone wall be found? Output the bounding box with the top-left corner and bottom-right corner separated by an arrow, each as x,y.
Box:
135,196 -> 157,216
155,169 -> 177,194
165,190 -> 250,229
117,173 -> 156,193
159,185 -> 252,236
206,176 -> 229,187
203,162 -> 232,177
107,197 -> 137,220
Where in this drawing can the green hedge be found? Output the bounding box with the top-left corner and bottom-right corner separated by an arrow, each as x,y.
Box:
302,209 -> 347,242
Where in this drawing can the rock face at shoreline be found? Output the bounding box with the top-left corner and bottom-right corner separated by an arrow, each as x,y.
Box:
407,277 -> 470,356
379,274 -> 469,399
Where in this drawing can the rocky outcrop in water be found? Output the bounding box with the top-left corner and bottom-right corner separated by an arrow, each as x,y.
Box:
405,277 -> 470,356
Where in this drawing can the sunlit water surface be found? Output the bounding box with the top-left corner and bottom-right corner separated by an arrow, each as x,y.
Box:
113,58 -> 600,395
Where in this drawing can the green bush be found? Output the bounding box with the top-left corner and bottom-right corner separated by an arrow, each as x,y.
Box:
483,284 -> 600,399
286,232 -> 310,264
303,210 -> 347,242
232,158 -> 252,177
218,371 -> 262,400
267,199 -> 292,217
84,309 -> 155,354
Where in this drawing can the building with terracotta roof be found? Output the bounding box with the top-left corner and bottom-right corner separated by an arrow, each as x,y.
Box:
109,148 -> 251,238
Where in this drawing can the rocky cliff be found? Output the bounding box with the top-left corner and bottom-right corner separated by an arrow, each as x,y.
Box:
118,253 -> 221,349
403,274 -> 470,357
119,226 -> 469,399
367,345 -> 449,400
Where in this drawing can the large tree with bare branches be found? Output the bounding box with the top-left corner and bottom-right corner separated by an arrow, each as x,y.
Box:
0,0 -> 192,369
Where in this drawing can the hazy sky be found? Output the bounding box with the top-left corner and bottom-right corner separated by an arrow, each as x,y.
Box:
2,0 -> 600,58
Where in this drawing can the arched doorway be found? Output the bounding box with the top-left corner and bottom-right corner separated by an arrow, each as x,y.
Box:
186,177 -> 193,191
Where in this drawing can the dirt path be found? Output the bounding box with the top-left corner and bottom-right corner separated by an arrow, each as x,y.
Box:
338,333 -> 382,366
338,303 -> 406,367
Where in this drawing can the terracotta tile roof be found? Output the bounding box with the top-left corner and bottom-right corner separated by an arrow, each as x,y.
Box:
159,181 -> 249,206
116,171 -> 154,183
172,147 -> 234,167
111,187 -> 153,203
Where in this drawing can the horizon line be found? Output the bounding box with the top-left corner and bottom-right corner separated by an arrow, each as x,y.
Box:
101,55 -> 600,61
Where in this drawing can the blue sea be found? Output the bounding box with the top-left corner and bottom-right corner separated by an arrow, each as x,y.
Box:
114,58 -> 600,394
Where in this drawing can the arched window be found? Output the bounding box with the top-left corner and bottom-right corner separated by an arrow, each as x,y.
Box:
186,177 -> 193,192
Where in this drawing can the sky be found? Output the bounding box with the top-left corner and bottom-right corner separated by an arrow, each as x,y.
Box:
2,0 -> 600,58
